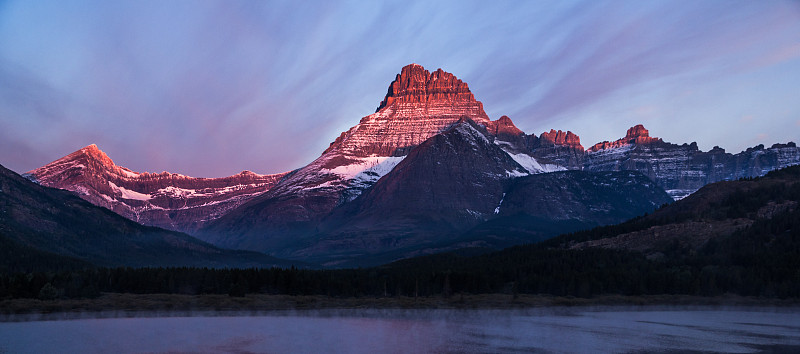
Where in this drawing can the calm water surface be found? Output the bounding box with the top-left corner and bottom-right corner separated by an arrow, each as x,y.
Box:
1,307 -> 799,353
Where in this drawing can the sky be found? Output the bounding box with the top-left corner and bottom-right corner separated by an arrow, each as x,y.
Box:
1,0 -> 799,177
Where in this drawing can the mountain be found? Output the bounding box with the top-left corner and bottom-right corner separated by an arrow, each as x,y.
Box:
199,64 -> 562,252
26,144 -> 288,233
0,163 -> 294,269
203,117 -> 670,266
583,124 -> 800,199
301,119 -> 536,264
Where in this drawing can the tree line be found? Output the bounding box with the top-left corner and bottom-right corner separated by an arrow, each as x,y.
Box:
3,166 -> 799,301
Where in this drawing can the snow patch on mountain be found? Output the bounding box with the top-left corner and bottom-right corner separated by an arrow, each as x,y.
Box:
504,169 -> 528,178
118,167 -> 140,178
316,155 -> 407,201
494,193 -> 506,214
505,151 -> 566,174
108,181 -> 151,201
326,156 -> 405,181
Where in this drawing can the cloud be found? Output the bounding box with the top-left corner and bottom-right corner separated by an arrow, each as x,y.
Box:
1,0 -> 799,175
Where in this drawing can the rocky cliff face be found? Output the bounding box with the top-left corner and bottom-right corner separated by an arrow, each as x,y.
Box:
527,129 -> 585,170
583,125 -> 800,199
327,63 -> 491,158
26,145 -> 288,233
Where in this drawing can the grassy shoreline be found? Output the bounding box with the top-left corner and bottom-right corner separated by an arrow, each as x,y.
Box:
2,293 -> 799,321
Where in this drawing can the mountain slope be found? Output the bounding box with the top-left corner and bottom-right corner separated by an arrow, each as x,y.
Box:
463,169 -> 673,246
310,121 -> 670,266
0,163 -> 295,268
26,144 -> 288,234
302,119 -> 531,263
548,165 -> 800,261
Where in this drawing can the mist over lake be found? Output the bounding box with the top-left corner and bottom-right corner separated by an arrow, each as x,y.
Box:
2,307 -> 799,353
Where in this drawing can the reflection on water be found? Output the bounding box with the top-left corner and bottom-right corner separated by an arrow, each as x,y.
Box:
1,308 -> 799,353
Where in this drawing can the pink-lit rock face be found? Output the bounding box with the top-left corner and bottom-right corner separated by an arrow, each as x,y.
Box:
26,144 -> 288,233
375,64 -> 478,111
540,129 -> 583,149
325,64 -> 491,158
278,64 -> 498,204
488,115 -> 525,140
588,124 -> 662,152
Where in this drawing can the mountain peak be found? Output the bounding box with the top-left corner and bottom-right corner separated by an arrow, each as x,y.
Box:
375,64 -> 477,112
321,64 -> 490,157
49,144 -> 113,169
27,144 -> 130,184
625,124 -> 649,139
78,144 -> 114,164
624,124 -> 660,145
588,124 -> 662,152
488,115 -> 524,138
540,129 -> 583,149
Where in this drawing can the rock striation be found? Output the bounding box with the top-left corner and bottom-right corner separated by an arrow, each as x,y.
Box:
326,64 -> 490,158
375,64 -> 479,112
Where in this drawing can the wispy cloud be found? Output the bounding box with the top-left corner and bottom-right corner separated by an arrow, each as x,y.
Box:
0,0 -> 798,176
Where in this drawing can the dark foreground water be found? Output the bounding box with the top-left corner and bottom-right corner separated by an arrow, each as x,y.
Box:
1,307 -> 799,353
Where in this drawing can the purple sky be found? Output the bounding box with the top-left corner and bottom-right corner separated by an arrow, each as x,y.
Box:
1,1 -> 799,177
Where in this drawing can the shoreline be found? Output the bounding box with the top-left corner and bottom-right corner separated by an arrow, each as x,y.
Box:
2,293 -> 799,321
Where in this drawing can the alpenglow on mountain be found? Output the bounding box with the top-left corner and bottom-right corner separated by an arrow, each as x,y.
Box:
26,144 -> 287,233
27,64 -> 800,266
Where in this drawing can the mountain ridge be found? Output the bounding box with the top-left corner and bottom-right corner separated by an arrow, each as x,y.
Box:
1,163 -> 296,269
26,144 -> 289,233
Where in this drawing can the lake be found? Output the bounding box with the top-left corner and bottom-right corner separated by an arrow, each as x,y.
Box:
1,307 -> 799,353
